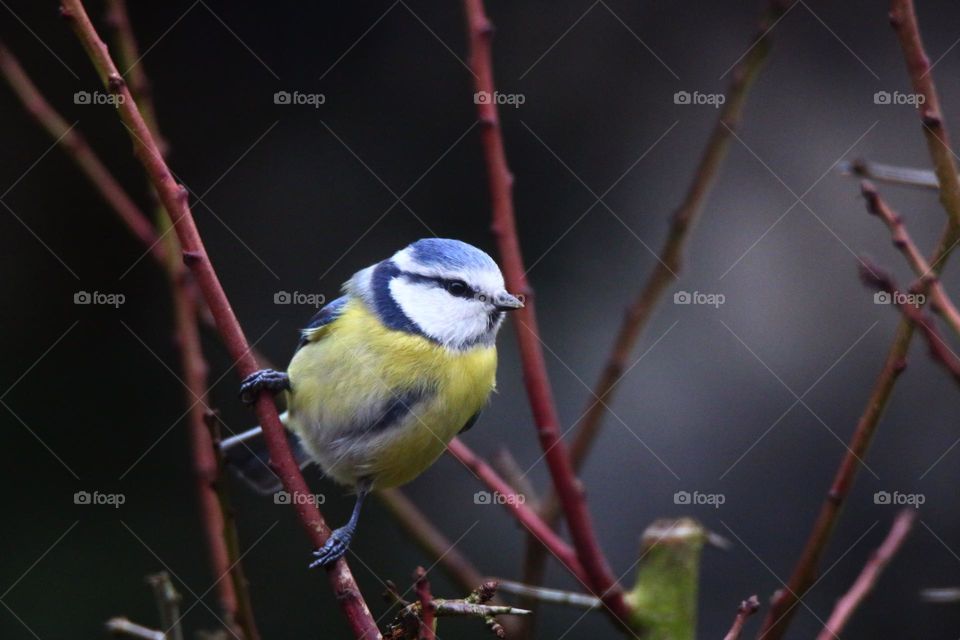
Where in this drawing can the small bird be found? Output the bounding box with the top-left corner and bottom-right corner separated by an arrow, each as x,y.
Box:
223,238 -> 523,568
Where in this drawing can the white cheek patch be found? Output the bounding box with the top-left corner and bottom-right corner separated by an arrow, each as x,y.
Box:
389,279 -> 490,348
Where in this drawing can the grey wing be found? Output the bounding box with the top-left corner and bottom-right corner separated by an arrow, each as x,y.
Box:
295,295 -> 348,353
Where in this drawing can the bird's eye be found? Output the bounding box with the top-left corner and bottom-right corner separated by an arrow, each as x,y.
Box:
446,280 -> 468,296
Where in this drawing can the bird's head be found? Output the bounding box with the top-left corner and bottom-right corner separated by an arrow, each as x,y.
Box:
348,238 -> 523,350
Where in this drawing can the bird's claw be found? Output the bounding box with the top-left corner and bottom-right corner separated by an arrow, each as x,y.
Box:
308,528 -> 353,569
239,369 -> 290,405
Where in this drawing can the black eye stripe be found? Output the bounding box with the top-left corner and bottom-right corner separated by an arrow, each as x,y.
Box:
399,271 -> 479,299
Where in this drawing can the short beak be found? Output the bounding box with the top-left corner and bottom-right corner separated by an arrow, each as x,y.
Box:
494,291 -> 524,311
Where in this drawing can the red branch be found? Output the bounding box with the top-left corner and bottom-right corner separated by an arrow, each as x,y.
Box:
414,567 -> 435,640
816,510 -> 916,640
447,439 -> 587,583
0,37 -> 260,639
461,0 -> 629,621
723,596 -> 760,640
861,180 -> 960,336
858,260 -> 960,387
759,2 -> 960,637
58,2 -> 380,637
0,42 -> 162,259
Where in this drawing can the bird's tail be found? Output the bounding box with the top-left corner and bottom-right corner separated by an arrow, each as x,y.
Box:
220,412 -> 312,495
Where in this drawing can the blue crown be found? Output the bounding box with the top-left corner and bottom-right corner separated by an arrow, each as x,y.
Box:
408,238 -> 497,272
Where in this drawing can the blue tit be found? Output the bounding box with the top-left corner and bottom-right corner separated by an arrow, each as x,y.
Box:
221,238 -> 523,568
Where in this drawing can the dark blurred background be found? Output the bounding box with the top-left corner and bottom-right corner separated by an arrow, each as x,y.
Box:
2,1 -> 960,638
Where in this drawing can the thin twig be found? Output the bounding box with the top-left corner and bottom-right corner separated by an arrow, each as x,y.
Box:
59,2 -> 380,637
430,602 -> 530,617
815,510 -> 916,640
415,567 -> 436,640
564,0 -> 793,475
376,487 -> 522,638
0,39 -> 270,367
377,488 -> 485,592
519,1 -> 790,628
759,2 -> 960,637
386,581 -> 528,640
146,572 -> 184,640
840,159 -> 941,190
204,412 -> 261,640
890,1 -> 960,230
461,0 -> 628,622
0,41 -> 162,258
920,587 -> 960,603
723,596 -> 760,640
495,580 -> 601,610
106,618 -> 166,640
859,261 -> 960,387
491,447 -> 540,511
101,5 -> 259,637
103,0 -> 168,155
861,181 -> 960,337
446,439 -> 587,584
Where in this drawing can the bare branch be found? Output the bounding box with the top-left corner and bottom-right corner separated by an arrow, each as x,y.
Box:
377,488 -> 485,592
760,2 -> 960,636
859,260 -> 960,387
816,510 -> 916,640
494,580 -> 601,610
0,41 -> 162,258
723,596 -> 760,640
461,0 -> 628,621
861,180 -> 960,337
146,572 -> 184,640
840,159 -> 941,190
106,618 -> 166,640
415,567 -> 436,640
58,1 -> 379,636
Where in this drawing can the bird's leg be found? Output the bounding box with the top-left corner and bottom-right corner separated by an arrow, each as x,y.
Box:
309,486 -> 369,569
239,369 -> 290,405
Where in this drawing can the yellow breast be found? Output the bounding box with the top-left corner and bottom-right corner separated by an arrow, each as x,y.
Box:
285,299 -> 497,489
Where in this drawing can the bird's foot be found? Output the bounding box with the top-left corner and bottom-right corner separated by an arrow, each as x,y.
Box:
308,527 -> 353,569
239,369 -> 290,405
